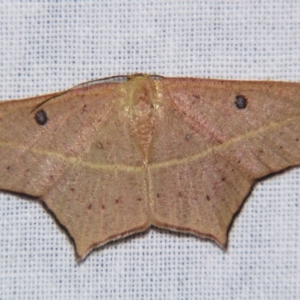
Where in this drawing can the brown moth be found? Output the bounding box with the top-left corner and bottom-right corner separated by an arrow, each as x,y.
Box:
0,74 -> 300,260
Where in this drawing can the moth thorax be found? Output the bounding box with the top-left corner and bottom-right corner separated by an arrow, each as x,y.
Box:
126,76 -> 156,158
130,93 -> 155,158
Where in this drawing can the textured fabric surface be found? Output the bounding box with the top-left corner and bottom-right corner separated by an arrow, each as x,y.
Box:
0,1 -> 299,299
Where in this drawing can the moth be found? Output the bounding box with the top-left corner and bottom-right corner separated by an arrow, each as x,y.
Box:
1,74 -> 300,260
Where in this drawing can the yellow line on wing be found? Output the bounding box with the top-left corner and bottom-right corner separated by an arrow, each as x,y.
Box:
150,115 -> 300,169
0,141 -> 143,172
0,115 -> 298,172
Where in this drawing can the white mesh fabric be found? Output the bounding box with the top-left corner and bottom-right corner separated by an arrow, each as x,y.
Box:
0,1 -> 299,299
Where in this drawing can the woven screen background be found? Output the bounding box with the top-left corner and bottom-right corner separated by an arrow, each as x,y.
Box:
0,1 -> 299,299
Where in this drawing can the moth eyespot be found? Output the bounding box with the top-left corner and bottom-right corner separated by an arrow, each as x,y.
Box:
35,110 -> 48,125
235,95 -> 247,109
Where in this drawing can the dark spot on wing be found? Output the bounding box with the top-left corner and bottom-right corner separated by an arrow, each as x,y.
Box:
206,195 -> 210,201
185,134 -> 192,141
35,109 -> 48,125
235,95 -> 247,109
88,204 -> 92,209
